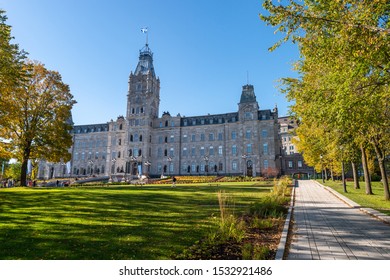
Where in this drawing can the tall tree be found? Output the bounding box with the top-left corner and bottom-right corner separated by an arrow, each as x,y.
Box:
0,61 -> 76,186
261,0 -> 390,199
0,9 -> 27,160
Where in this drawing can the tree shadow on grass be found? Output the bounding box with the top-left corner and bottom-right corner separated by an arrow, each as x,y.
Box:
0,186 -> 269,259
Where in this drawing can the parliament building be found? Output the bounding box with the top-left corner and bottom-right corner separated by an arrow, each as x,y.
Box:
38,43 -> 285,180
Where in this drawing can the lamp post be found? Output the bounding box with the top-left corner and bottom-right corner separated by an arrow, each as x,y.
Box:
88,160 -> 94,176
241,154 -> 247,177
109,158 -> 116,183
203,156 -> 209,176
60,162 -> 66,178
167,157 -> 172,176
130,156 -> 137,178
144,160 -> 151,177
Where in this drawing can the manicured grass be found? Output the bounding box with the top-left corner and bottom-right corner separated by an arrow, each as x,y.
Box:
317,180 -> 390,215
0,182 -> 274,260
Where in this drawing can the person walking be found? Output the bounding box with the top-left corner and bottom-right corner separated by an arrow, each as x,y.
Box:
172,176 -> 177,187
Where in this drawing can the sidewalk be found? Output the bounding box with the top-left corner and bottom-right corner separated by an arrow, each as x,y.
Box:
287,180 -> 390,260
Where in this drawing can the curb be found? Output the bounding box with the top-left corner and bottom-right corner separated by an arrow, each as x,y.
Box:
275,183 -> 296,260
314,180 -> 390,225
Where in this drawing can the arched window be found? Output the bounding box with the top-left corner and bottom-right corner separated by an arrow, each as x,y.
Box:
165,120 -> 168,127
119,124 -> 123,130
130,134 -> 133,142
164,149 -> 168,156
139,135 -> 143,142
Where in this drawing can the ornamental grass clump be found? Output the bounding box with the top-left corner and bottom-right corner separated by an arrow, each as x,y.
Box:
207,191 -> 246,243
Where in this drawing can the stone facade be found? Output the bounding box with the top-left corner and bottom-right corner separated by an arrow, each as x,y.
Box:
39,44 -> 282,179
278,116 -> 315,178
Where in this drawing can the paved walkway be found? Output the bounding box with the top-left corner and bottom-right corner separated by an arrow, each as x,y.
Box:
288,180 -> 390,260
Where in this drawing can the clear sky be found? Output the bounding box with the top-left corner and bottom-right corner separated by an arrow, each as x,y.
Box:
2,0 -> 298,125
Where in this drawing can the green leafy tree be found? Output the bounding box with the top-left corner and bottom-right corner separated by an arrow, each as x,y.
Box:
0,9 -> 27,160
0,61 -> 76,186
4,161 -> 21,181
260,0 -> 390,199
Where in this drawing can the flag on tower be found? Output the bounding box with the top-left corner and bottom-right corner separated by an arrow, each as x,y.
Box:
141,27 -> 148,33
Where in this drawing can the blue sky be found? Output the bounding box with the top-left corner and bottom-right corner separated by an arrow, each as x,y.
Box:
2,0 -> 298,125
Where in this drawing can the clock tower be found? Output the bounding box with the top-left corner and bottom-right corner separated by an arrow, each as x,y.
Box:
125,43 -> 160,176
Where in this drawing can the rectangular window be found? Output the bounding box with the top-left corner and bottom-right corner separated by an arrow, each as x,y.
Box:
288,161 -> 293,169
218,146 -> 223,155
183,135 -> 188,142
298,160 -> 303,169
169,148 -> 174,157
191,134 -> 196,142
170,135 -> 174,142
261,129 -> 268,138
200,134 -> 205,141
232,161 -> 237,171
231,131 -> 236,140
232,145 -> 237,155
263,143 -> 269,155
209,133 -> 214,141
191,164 -> 196,172
191,147 -> 196,156
246,130 -> 251,139
218,133 -> 223,141
209,147 -> 214,156
183,148 -> 188,157
247,144 -> 252,154
264,160 -> 269,169
200,147 -> 205,156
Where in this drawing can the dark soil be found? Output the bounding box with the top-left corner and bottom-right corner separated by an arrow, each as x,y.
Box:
174,217 -> 285,260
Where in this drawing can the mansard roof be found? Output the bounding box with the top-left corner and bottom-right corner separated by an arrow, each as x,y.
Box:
239,84 -> 257,104
72,123 -> 109,134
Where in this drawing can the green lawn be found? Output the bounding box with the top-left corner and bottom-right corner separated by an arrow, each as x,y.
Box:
0,182 -> 273,260
317,180 -> 390,215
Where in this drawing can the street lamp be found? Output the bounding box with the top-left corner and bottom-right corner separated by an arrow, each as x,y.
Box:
109,158 -> 116,183
203,156 -> 209,176
88,160 -> 94,176
167,157 -> 172,176
241,154 -> 247,177
130,156 -> 137,178
144,160 -> 151,177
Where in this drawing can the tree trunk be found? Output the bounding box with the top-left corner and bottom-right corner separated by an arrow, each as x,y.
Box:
20,157 -> 28,186
372,142 -> 390,201
342,161 -> 347,193
360,144 -> 373,195
20,146 -> 31,187
351,161 -> 360,189
331,168 -> 334,181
